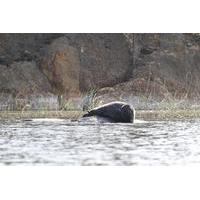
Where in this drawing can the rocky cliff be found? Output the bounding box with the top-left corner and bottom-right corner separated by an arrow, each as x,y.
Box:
97,34 -> 200,106
0,33 -> 131,95
0,33 -> 200,110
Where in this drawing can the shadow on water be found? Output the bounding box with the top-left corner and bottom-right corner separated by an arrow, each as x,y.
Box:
0,118 -> 200,165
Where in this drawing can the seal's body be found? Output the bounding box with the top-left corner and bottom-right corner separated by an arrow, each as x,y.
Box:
82,101 -> 135,123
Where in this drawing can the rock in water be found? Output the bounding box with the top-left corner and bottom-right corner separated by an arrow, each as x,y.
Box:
82,101 -> 135,123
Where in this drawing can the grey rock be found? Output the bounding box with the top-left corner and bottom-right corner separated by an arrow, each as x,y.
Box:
0,61 -> 52,95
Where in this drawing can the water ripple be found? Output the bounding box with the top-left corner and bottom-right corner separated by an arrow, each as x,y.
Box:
0,119 -> 200,165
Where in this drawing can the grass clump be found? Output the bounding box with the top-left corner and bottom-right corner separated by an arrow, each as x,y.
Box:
82,88 -> 102,111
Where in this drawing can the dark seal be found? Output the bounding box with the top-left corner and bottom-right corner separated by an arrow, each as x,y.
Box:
82,101 -> 135,123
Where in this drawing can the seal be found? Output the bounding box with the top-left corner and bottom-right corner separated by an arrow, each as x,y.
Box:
82,101 -> 135,123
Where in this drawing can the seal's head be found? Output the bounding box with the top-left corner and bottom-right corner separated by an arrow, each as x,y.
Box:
121,104 -> 135,123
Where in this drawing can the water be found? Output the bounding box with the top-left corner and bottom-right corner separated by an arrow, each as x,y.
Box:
0,118 -> 200,165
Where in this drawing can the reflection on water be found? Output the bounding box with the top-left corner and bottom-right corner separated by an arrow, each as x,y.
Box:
0,118 -> 200,165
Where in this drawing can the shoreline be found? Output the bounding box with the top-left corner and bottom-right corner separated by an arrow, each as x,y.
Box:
1,109 -> 200,121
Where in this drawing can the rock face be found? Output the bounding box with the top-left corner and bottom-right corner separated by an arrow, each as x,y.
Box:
40,37 -> 81,97
1,33 -> 200,110
129,33 -> 200,99
96,34 -> 200,107
0,33 -> 63,65
0,61 -> 52,95
64,34 -> 132,91
0,33 -> 132,110
39,34 -> 132,95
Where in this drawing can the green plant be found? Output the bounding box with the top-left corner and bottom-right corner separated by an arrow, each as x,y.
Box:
82,88 -> 102,111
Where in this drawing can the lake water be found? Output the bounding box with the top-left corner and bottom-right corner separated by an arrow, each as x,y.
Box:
0,118 -> 200,165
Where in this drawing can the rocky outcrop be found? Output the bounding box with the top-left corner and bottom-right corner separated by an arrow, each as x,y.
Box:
63,34 -> 132,91
0,33 -> 132,110
0,61 -> 52,95
40,37 -> 81,97
129,33 -> 200,99
1,33 -> 200,111
0,34 -> 63,65
94,34 -> 200,107
39,34 -> 132,95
